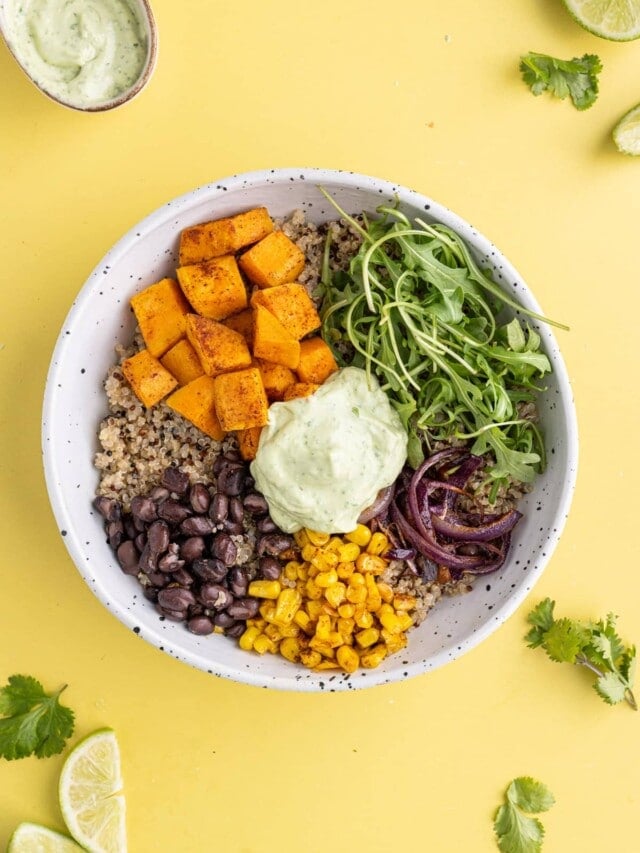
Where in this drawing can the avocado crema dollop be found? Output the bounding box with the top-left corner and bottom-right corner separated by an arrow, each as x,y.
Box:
250,367 -> 408,534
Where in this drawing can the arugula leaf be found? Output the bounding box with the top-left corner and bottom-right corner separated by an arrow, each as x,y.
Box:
526,600 -> 637,710
494,777 -> 555,853
519,52 -> 602,111
0,675 -> 74,760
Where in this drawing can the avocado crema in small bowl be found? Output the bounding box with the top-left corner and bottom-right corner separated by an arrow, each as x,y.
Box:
0,0 -> 157,111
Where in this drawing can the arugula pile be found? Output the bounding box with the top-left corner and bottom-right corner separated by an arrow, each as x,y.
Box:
519,52 -> 602,110
526,599 -> 637,710
0,675 -> 75,760
494,777 -> 555,853
320,194 -> 567,489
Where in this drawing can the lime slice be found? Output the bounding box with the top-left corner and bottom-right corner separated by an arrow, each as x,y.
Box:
613,102 -> 640,154
7,823 -> 84,852
562,0 -> 640,40
58,729 -> 126,853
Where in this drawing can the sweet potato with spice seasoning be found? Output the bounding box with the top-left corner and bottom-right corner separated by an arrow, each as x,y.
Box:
256,359 -> 296,401
283,382 -> 320,401
176,255 -> 248,320
185,314 -> 252,377
296,337 -> 338,384
160,339 -> 204,386
122,349 -> 178,408
179,207 -> 274,265
130,278 -> 191,358
166,376 -> 225,440
238,231 -> 305,288
223,307 -> 254,346
213,367 -> 269,431
252,304 -> 300,370
251,283 -> 320,340
236,426 -> 263,460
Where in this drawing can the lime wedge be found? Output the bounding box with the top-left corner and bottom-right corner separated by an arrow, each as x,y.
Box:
613,102 -> 640,154
7,823 -> 84,852
562,0 -> 640,40
58,729 -> 126,853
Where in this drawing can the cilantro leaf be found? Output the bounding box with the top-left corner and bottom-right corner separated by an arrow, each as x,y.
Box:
541,618 -> 589,664
525,598 -> 555,647
519,52 -> 602,111
494,777 -> 554,853
0,675 -> 74,760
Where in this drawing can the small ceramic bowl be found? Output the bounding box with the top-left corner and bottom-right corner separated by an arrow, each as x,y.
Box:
0,0 -> 157,112
42,169 -> 579,691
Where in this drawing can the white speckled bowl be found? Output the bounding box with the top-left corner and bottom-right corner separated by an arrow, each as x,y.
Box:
42,168 -> 578,691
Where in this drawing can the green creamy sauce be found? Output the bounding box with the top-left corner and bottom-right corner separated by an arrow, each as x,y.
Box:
251,367 -> 408,534
5,0 -> 147,107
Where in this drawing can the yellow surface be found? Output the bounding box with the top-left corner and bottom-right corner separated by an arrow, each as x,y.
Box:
0,1 -> 639,851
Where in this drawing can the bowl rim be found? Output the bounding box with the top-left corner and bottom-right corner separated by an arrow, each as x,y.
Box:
42,167 -> 579,691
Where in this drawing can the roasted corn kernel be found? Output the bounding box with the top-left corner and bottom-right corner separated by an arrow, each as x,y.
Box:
345,524 -> 372,547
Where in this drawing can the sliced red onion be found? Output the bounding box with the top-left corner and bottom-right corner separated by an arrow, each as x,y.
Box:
358,484 -> 395,523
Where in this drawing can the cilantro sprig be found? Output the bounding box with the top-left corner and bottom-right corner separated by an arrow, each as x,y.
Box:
526,599 -> 637,710
519,52 -> 602,111
0,675 -> 75,760
494,777 -> 555,853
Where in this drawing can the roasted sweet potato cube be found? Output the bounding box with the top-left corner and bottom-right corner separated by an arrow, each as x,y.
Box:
236,426 -> 263,460
251,283 -> 320,340
252,304 -> 300,370
176,255 -> 248,320
223,307 -> 254,346
166,376 -> 225,440
256,359 -> 296,401
160,339 -> 204,386
122,349 -> 178,408
179,207 -> 274,265
130,278 -> 191,357
185,314 -> 252,376
296,337 -> 338,384
283,382 -> 320,401
238,231 -> 305,288
213,367 -> 269,431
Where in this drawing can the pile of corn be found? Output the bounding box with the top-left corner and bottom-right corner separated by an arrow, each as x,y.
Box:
239,525 -> 417,673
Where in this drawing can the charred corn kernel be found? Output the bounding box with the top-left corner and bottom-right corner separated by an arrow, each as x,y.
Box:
293,609 -> 311,631
239,625 -> 261,651
377,582 -> 394,603
381,630 -> 408,654
213,625 -> 225,634
365,575 -> 382,611
378,603 -> 394,617
279,623 -> 300,638
296,563 -> 308,581
315,569 -> 339,588
349,572 -> 366,587
279,637 -> 301,662
338,542 -> 361,563
264,624 -> 282,642
361,643 -> 388,668
274,588 -> 302,625
284,561 -> 299,581
315,613 -> 332,641
337,617 -> 355,637
346,585 -> 367,604
354,608 -> 374,630
253,634 -> 277,655
325,536 -> 344,553
346,524 -> 372,547
311,551 -> 338,571
315,660 -> 340,670
300,649 -> 322,668
355,553 -> 387,575
294,529 -> 310,548
306,563 -> 319,578
301,544 -> 318,562
379,610 -> 413,635
259,601 -> 277,622
393,594 -> 417,612
246,617 -> 267,629
337,561 -> 355,580
329,631 -> 344,648
338,603 -> 355,618
309,637 -> 335,658
324,582 -> 346,608
366,532 -> 389,556
355,627 -> 380,649
306,599 -> 324,620
248,579 -> 281,599
305,529 -> 330,547
337,645 -> 360,673
305,578 -> 323,600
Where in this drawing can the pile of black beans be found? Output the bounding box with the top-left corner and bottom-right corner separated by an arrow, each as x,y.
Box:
93,452 -> 294,637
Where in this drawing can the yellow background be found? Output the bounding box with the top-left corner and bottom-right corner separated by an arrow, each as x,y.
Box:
1,1 -> 639,850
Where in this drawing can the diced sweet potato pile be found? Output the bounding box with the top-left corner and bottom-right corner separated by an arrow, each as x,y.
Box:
123,207 -> 339,460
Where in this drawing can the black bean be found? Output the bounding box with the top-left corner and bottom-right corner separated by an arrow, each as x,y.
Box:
226,597 -> 260,620
171,567 -> 195,587
147,520 -> 170,556
256,516 -> 278,533
180,537 -> 206,562
188,603 -> 204,617
217,465 -> 244,496
192,558 -> 228,583
145,571 -> 168,587
259,556 -> 282,581
143,586 -> 159,603
229,497 -> 244,524
149,485 -> 171,503
157,544 -> 184,573
134,532 -> 147,552
94,496 -> 122,522
226,622 -> 246,638
187,615 -> 214,635
243,493 -> 269,516
156,605 -> 187,622
209,493 -> 228,523
158,499 -> 191,524
189,483 -> 211,514
257,534 -> 292,556
138,543 -> 157,573
213,453 -> 238,476
130,495 -> 157,523
228,566 -> 249,597
133,514 -> 147,533
211,533 -> 237,566
116,540 -> 139,574
199,584 -> 233,610
162,466 -> 190,495
158,586 -> 196,611
180,515 -> 215,537
107,520 -> 124,550
124,516 -> 137,540
212,611 -> 236,628
222,520 -> 244,535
